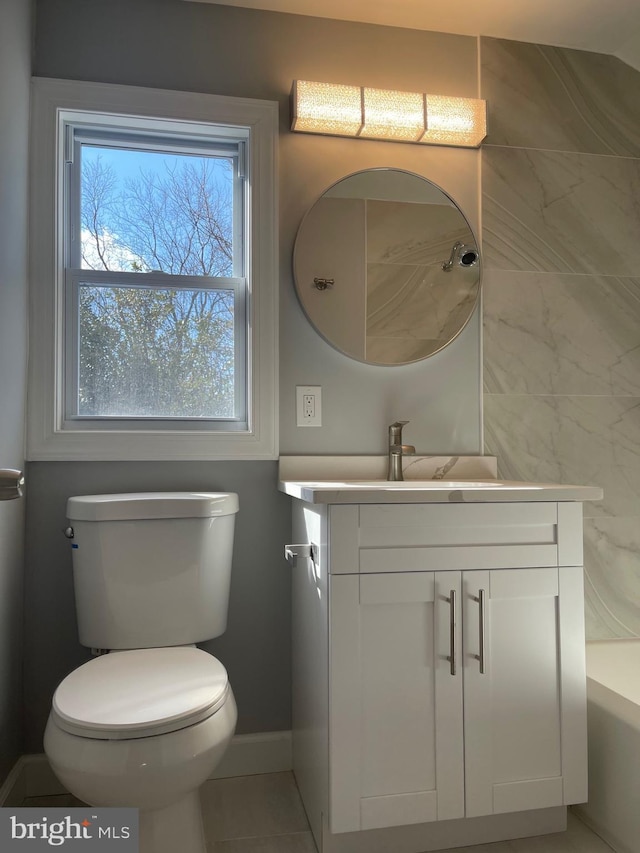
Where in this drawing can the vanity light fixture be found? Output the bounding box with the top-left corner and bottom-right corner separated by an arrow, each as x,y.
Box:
291,80 -> 487,148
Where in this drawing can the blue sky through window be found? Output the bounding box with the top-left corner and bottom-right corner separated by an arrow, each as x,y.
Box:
80,144 -> 234,276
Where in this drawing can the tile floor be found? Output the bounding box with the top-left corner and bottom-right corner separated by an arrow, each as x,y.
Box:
23,771 -> 615,853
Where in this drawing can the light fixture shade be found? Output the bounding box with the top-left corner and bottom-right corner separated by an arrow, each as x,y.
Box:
291,80 -> 362,137
360,88 -> 425,142
291,80 -> 487,148
422,95 -> 487,147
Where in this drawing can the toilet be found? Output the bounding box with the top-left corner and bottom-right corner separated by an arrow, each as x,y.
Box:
44,492 -> 240,853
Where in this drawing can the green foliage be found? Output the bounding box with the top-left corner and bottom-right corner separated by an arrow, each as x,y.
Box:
79,286 -> 234,418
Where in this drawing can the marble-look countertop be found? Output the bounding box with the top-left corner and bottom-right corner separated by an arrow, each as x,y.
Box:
278,455 -> 603,505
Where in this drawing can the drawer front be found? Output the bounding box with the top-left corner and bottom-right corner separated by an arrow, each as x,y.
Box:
329,502 -> 582,573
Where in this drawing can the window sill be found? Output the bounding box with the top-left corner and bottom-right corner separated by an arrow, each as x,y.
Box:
26,427 -> 278,461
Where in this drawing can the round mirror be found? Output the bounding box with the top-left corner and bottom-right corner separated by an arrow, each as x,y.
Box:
293,168 -> 480,365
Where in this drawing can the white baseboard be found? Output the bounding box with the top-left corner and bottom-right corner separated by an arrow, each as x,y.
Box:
0,730 -> 293,805
212,730 -> 292,779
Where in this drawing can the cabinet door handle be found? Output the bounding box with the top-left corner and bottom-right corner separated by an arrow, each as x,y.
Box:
478,588 -> 486,674
448,589 -> 456,676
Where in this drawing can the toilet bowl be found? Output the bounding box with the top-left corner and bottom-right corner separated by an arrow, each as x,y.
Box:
44,493 -> 240,853
45,648 -> 237,853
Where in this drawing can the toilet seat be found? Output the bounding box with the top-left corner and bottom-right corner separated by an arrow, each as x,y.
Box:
52,647 -> 229,740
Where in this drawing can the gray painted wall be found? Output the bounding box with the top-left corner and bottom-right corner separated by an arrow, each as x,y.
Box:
0,0 -> 31,777
28,0 -> 482,751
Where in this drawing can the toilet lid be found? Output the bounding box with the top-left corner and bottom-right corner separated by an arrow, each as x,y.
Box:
51,647 -> 229,740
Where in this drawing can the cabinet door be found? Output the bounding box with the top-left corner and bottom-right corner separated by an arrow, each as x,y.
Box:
463,566 -> 587,817
329,571 -> 464,833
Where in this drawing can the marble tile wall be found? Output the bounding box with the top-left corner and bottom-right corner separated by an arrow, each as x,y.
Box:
365,200 -> 479,364
480,37 -> 640,638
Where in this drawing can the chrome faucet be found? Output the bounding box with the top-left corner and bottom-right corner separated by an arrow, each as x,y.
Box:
388,421 -> 416,481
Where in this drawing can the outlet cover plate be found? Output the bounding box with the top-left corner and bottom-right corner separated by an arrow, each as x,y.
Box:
296,386 -> 322,427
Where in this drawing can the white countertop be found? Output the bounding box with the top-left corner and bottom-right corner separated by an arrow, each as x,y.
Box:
278,479 -> 603,505
277,456 -> 603,504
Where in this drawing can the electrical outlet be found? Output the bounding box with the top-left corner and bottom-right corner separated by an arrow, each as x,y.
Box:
303,394 -> 316,419
296,385 -> 322,427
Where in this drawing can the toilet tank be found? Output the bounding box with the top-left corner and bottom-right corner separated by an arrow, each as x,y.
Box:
66,492 -> 239,650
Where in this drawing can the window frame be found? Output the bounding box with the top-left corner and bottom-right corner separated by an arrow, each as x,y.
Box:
28,78 -> 279,460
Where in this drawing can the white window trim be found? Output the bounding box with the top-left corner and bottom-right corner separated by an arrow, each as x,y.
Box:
28,77 -> 279,461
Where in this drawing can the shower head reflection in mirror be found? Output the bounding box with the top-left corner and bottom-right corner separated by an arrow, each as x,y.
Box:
442,241 -> 479,272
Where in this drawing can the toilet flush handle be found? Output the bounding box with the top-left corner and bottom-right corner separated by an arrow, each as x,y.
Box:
64,527 -> 74,539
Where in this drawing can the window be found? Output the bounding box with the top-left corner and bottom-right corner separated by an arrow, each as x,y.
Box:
29,79 -> 278,460
68,127 -> 246,425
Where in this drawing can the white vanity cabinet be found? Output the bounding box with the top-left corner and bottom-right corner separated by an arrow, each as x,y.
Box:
288,493 -> 591,853
331,566 -> 585,832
